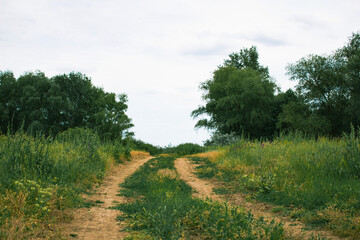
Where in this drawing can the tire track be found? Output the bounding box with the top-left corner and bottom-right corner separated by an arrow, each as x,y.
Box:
62,156 -> 153,240
175,157 -> 343,240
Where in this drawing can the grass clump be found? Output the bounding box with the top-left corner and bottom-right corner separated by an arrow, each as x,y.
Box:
114,156 -> 285,239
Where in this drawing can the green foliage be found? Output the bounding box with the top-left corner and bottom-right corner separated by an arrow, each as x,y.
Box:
277,101 -> 331,136
0,70 -> 133,141
12,179 -> 54,217
114,156 -> 285,239
0,129 -> 125,238
195,32 -> 360,140
0,128 -> 113,197
343,126 -> 360,178
204,132 -> 241,146
192,157 -> 218,179
192,47 -> 283,139
194,132 -> 360,238
0,71 -> 17,134
286,31 -> 360,136
128,139 -> 163,156
184,200 -> 284,239
224,46 -> 270,77
342,32 -> 360,129
164,143 -> 203,156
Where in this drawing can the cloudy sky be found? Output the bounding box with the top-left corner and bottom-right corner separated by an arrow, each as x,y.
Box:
1,0 -> 359,146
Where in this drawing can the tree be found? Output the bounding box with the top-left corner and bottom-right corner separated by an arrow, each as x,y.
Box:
276,95 -> 331,136
0,71 -> 17,133
0,71 -> 133,141
52,72 -> 133,140
341,32 -> 360,128
14,71 -> 64,134
224,46 -> 270,77
52,72 -> 97,130
286,31 -> 360,135
192,47 -> 278,139
89,92 -> 133,141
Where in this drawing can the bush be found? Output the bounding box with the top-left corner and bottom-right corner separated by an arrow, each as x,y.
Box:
204,132 -> 241,146
128,139 -> 163,155
164,143 -> 203,156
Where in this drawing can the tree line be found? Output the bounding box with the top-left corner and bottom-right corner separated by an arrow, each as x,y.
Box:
0,71 -> 133,141
192,32 -> 360,139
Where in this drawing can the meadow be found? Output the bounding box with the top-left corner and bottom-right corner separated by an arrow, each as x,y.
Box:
1,127 -> 359,239
192,129 -> 360,239
0,128 -> 129,239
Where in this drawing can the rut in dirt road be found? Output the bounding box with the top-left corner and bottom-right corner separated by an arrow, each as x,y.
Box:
62,156 -> 153,240
175,157 -> 222,202
174,157 -> 344,240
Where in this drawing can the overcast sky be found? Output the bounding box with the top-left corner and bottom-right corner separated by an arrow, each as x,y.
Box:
1,0 -> 359,146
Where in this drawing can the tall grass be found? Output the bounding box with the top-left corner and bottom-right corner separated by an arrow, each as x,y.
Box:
0,128 -> 127,239
191,129 -> 360,238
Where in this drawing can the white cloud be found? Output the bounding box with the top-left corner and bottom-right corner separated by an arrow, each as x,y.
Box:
1,0 -> 360,145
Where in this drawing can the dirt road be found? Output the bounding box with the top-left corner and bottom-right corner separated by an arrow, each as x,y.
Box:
62,156 -> 343,239
175,157 -> 344,240
62,156 -> 153,240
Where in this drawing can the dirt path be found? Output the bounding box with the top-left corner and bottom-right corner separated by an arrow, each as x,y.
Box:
175,158 -> 344,240
62,156 -> 153,240
175,158 -> 222,202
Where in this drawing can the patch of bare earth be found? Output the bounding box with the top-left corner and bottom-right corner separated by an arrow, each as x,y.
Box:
175,158 -> 345,240
62,156 -> 153,240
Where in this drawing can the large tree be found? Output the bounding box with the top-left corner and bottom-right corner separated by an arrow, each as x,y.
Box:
15,71 -> 65,134
192,47 -> 278,139
0,71 -> 133,140
342,32 -> 360,128
285,32 -> 360,135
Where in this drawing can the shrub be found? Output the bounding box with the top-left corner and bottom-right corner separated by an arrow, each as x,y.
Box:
164,143 -> 203,156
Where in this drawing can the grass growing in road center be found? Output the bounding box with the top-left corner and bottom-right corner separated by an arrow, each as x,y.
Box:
113,156 -> 284,239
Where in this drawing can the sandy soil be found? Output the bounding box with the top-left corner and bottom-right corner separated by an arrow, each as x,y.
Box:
175,158 -> 222,202
62,156 -> 153,240
175,157 -> 345,240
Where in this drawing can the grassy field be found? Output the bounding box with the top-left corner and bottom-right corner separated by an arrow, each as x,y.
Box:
114,156 -> 284,239
191,130 -> 360,239
2,127 -> 359,239
0,128 -> 129,239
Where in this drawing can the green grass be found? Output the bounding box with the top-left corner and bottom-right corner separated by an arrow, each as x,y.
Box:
189,129 -> 360,239
213,187 -> 232,195
113,156 -> 285,239
0,128 -> 128,239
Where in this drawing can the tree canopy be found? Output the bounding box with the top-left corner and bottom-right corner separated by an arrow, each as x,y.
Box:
283,32 -> 360,136
192,46 -> 280,139
194,32 -> 360,140
0,71 -> 133,141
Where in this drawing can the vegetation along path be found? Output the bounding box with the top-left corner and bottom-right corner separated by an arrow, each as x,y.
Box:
63,154 -> 153,240
175,157 -> 344,240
